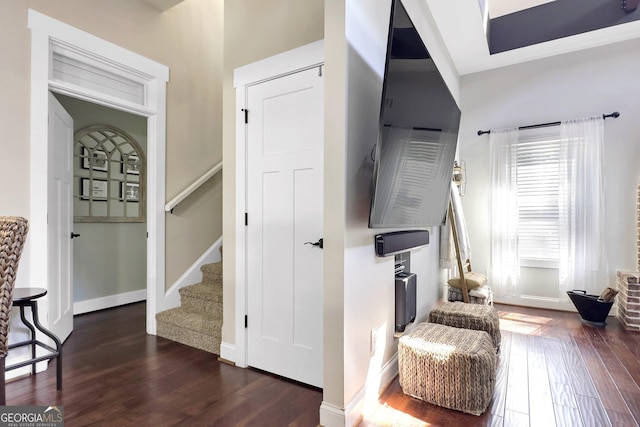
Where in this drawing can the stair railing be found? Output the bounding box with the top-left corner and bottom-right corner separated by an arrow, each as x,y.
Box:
165,160 -> 222,214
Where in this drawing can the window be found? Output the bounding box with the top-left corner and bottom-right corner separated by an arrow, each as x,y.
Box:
490,117 -> 607,299
74,125 -> 145,223
516,131 -> 561,267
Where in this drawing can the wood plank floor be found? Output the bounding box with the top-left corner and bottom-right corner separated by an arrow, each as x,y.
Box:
5,302 -> 322,426
360,303 -> 640,427
7,302 -> 640,426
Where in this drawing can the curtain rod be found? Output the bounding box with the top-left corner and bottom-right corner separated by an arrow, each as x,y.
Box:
477,111 -> 620,136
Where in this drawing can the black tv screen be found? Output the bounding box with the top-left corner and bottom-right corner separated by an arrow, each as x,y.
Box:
368,0 -> 461,229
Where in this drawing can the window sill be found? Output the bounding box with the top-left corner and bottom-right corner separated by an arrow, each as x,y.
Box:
520,258 -> 559,269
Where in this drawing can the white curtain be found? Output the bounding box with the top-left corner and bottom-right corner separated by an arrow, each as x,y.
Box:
489,128 -> 520,297
558,117 -> 608,300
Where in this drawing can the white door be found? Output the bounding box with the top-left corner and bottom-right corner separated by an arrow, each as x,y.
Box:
48,93 -> 74,342
246,66 -> 324,388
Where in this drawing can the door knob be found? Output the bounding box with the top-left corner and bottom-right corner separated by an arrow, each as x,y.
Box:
304,238 -> 323,249
70,232 -> 81,239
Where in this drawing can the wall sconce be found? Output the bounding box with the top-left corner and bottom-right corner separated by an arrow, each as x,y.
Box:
453,160 -> 466,196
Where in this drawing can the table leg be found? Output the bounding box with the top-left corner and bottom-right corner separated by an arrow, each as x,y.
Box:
29,302 -> 62,391
18,305 -> 37,375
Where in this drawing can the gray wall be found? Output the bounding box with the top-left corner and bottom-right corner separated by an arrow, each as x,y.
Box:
55,94 -> 147,304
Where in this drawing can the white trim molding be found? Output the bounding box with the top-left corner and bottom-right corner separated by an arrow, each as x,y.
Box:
28,9 -> 168,336
219,341 -> 236,364
232,40 -> 324,369
164,236 -> 223,309
233,40 -> 324,88
73,290 -> 147,315
320,353 -> 399,426
319,402 -> 346,427
345,353 -> 399,426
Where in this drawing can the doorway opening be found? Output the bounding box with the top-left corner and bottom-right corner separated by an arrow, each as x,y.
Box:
54,94 -> 148,315
28,9 -> 168,337
232,40 -> 324,385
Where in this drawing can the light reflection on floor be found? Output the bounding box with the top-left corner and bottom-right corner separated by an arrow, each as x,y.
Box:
360,402 -> 431,427
361,308 -> 554,426
499,312 -> 553,335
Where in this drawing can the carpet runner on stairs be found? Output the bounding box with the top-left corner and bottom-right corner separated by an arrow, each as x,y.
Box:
156,262 -> 222,354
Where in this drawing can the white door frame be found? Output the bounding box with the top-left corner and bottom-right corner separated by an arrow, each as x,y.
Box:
232,40 -> 323,367
28,10 -> 169,334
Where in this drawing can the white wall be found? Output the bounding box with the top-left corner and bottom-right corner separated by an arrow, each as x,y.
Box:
459,36 -> 640,310
322,0 -> 460,425
0,0 -> 223,294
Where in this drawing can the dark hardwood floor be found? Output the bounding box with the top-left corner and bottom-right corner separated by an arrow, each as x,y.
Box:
360,303 -> 640,427
7,302 -> 640,426
5,302 -> 322,426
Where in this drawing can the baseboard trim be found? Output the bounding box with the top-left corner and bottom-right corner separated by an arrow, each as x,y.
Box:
319,353 -> 399,427
494,295 -> 619,318
344,353 -> 399,426
74,289 -> 146,315
164,236 -> 223,310
219,341 -> 236,364
319,402 -> 345,427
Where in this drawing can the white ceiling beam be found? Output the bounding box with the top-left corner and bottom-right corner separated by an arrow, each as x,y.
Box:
424,0 -> 640,75
487,0 -> 556,19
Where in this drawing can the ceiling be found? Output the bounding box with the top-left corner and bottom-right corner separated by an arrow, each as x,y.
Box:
488,0 -> 556,18
425,0 -> 640,75
146,0 -> 640,77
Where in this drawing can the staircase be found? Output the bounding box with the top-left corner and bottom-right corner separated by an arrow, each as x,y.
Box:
156,262 -> 223,354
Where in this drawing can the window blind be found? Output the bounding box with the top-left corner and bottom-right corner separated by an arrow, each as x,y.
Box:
516,136 -> 561,262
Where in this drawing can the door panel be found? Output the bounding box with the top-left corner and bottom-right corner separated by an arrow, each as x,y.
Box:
292,167 -> 322,351
48,93 -> 74,343
247,67 -> 323,388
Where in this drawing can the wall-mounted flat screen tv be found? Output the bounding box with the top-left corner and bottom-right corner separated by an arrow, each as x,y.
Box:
368,0 -> 461,229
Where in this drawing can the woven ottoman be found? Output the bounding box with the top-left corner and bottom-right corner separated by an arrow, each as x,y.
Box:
399,323 -> 496,415
429,301 -> 501,349
448,284 -> 493,305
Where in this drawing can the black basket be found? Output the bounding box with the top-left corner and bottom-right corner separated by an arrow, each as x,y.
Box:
567,290 -> 614,326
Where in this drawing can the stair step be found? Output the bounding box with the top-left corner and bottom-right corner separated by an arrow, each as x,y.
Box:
156,307 -> 221,354
180,282 -> 223,302
201,262 -> 222,289
180,282 -> 222,314
181,295 -> 222,315
156,259 -> 224,354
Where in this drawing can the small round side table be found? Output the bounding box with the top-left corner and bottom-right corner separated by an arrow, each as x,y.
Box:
6,288 -> 62,391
